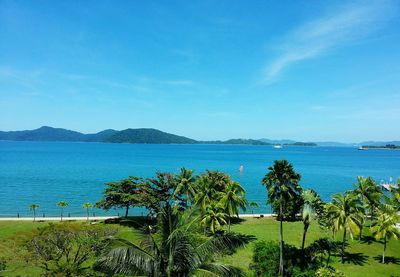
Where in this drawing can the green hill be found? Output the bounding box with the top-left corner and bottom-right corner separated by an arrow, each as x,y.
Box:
105,128 -> 197,144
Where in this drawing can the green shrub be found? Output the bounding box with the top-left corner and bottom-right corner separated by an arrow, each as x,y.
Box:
250,240 -> 280,276
316,266 -> 347,277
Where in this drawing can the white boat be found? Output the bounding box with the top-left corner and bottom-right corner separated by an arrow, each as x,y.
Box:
358,146 -> 366,150
273,145 -> 283,149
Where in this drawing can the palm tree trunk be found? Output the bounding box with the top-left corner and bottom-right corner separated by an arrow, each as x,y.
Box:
278,203 -> 284,276
228,217 -> 231,232
382,235 -> 387,264
86,208 -> 89,222
341,228 -> 347,263
301,223 -> 308,250
33,209 -> 36,222
359,224 -> 363,241
125,206 -> 129,218
61,208 -> 63,222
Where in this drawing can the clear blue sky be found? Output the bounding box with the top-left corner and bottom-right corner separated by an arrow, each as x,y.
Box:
1,0 -> 399,142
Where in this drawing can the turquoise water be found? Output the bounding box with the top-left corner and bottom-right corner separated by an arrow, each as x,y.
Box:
0,141 -> 399,217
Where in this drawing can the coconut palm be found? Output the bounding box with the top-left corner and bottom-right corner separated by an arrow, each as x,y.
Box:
326,192 -> 362,263
174,167 -> 197,207
249,201 -> 259,216
194,176 -> 215,210
219,181 -> 247,232
353,176 -> 382,232
95,206 -> 253,276
57,201 -> 69,221
29,204 -> 39,222
200,203 -> 227,234
83,202 -> 92,222
261,160 -> 302,276
371,204 -> 400,263
300,189 -> 323,250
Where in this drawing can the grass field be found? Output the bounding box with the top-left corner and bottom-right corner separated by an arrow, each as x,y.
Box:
1,218 -> 399,276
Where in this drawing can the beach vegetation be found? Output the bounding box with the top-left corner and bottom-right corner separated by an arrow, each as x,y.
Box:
29,204 -> 39,222
56,201 -> 69,222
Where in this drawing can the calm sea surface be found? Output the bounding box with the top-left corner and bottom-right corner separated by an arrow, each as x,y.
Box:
0,141 -> 399,217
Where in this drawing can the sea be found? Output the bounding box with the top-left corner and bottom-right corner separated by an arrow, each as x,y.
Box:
0,141 -> 399,217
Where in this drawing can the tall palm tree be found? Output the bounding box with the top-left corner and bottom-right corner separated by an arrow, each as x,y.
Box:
300,189 -> 323,250
29,204 -> 39,222
261,160 -> 302,276
83,202 -> 92,222
57,201 -> 69,222
174,167 -> 197,207
371,204 -> 400,263
353,176 -> 381,232
95,206 -> 253,276
200,203 -> 227,234
249,201 -> 259,216
326,192 -> 362,263
194,176 -> 215,210
219,181 -> 248,232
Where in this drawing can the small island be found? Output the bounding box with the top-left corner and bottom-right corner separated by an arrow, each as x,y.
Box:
360,144 -> 400,150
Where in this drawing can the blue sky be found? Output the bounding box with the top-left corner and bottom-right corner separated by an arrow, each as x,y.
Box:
1,0 -> 399,142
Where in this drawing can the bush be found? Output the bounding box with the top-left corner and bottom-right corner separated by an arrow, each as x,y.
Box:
316,266 -> 346,277
250,240 -> 329,276
250,240 -> 280,276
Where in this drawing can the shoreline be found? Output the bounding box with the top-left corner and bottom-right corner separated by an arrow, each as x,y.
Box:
0,214 -> 276,221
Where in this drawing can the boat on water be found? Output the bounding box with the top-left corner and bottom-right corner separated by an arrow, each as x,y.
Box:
273,145 -> 283,149
358,146 -> 366,150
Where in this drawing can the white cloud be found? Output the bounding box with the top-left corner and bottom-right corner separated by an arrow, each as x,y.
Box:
263,0 -> 398,83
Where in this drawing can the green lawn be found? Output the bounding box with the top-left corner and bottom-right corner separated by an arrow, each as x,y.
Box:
1,218 -> 399,276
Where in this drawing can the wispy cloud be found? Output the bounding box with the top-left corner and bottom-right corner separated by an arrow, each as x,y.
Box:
263,0 -> 398,83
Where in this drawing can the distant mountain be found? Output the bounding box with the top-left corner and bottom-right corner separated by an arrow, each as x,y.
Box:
259,138 -> 296,144
203,139 -> 269,145
105,128 -> 197,144
359,141 -> 400,147
0,126 -> 86,141
85,129 -> 118,142
314,141 -> 354,147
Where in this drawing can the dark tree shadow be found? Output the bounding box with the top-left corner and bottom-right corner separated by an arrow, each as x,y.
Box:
360,235 -> 376,245
373,255 -> 400,265
105,216 -> 156,230
342,252 -> 369,265
230,217 -> 246,225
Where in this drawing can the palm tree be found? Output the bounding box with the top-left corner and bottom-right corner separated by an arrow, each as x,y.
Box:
300,189 -> 322,250
200,203 -> 227,234
57,201 -> 69,221
219,181 -> 247,232
249,201 -> 259,216
261,160 -> 302,276
371,204 -> 400,263
174,167 -> 197,207
353,176 -> 381,232
326,192 -> 362,263
95,206 -> 254,276
83,202 -> 92,222
194,176 -> 215,210
29,204 -> 39,222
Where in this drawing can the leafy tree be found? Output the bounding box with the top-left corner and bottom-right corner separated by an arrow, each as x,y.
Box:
219,181 -> 247,232
315,266 -> 346,277
96,176 -> 143,218
371,204 -> 400,263
200,203 -> 227,234
95,206 -> 254,276
250,240 -> 280,276
82,203 -> 92,222
57,201 -> 69,221
29,204 -> 39,222
174,167 -> 197,207
26,223 -> 116,276
262,160 -> 302,275
140,172 -> 182,215
325,192 -> 362,263
301,189 -> 324,250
